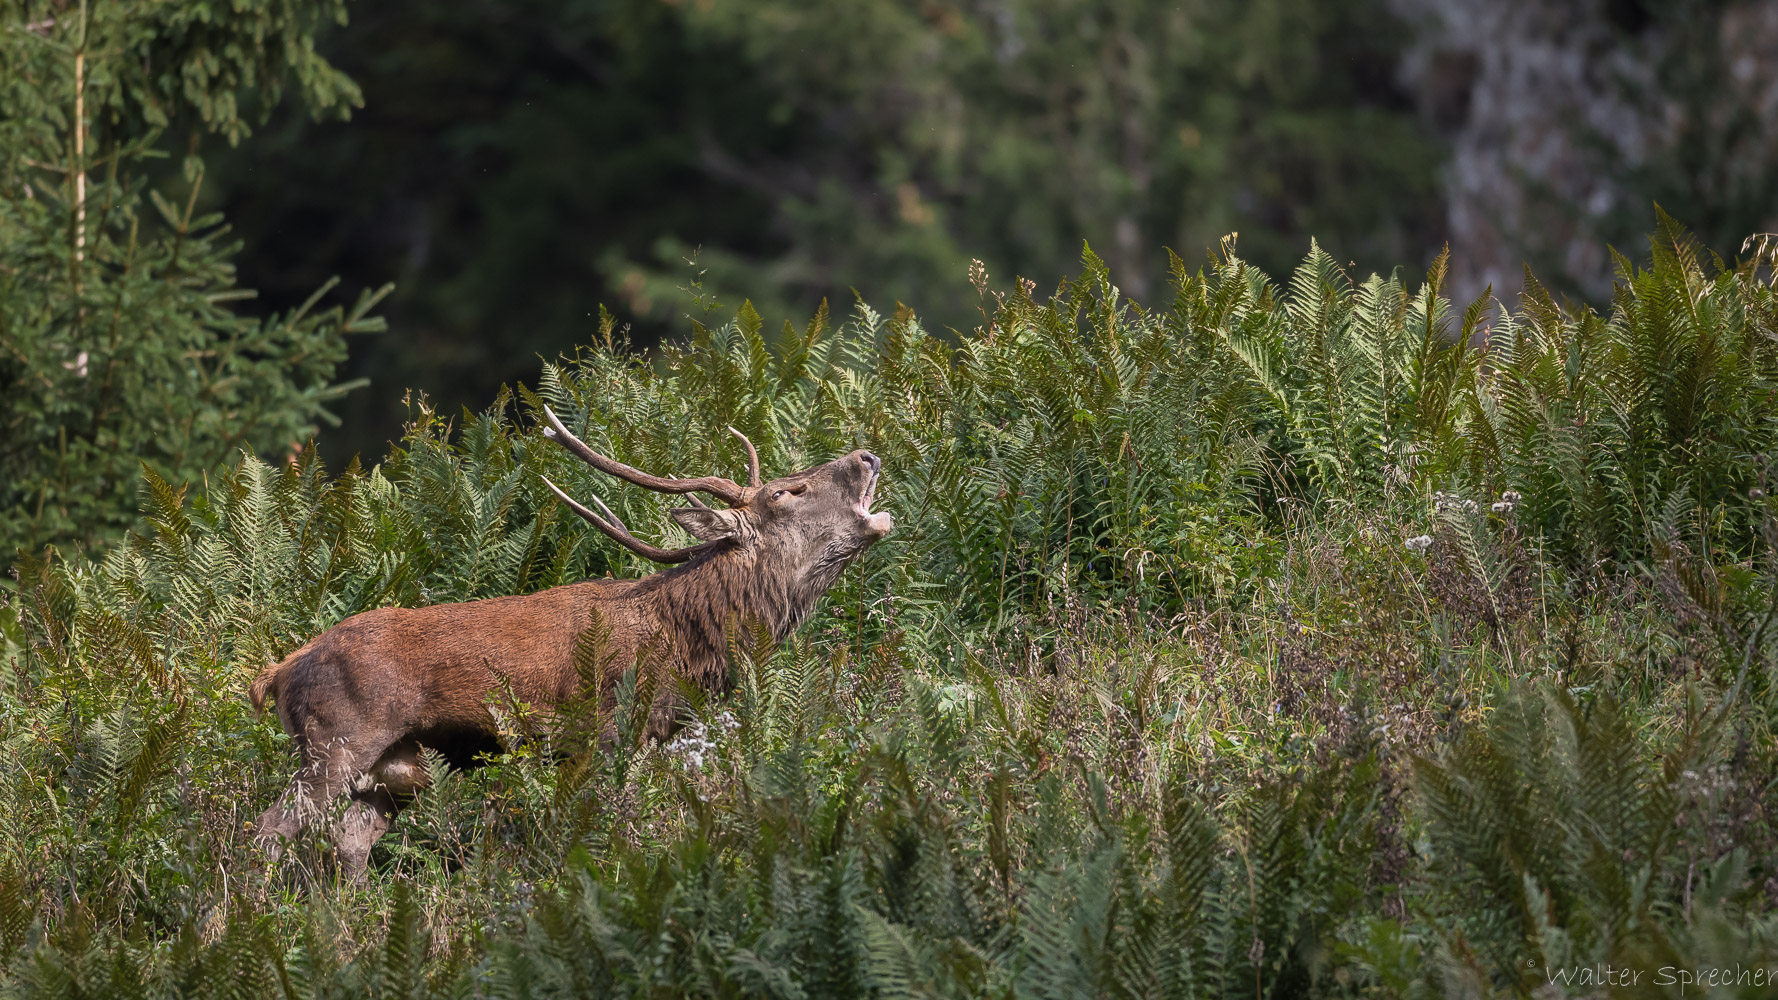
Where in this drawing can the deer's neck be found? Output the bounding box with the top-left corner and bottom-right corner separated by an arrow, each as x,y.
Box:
646,545 -> 849,679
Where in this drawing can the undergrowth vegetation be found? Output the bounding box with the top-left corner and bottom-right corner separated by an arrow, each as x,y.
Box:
3,218 -> 1778,997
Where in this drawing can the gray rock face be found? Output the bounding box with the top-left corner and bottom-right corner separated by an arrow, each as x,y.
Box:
1393,0 -> 1778,308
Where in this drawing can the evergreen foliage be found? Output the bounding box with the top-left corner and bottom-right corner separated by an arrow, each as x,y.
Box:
0,0 -> 380,554
3,224 -> 1777,997
195,0 -> 1444,465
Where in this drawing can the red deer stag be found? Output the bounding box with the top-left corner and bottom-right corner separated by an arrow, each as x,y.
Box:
248,407 -> 891,876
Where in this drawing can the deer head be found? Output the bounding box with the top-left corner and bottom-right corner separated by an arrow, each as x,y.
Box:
539,407 -> 893,586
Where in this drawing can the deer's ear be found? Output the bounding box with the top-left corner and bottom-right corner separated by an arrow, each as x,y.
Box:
670,506 -> 742,541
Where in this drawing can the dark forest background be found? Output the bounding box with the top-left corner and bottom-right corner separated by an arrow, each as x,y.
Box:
186,0 -> 1778,465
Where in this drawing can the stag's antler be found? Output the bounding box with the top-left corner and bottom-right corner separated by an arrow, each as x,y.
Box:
728,427 -> 761,488
537,476 -> 726,564
541,406 -> 749,506
540,406 -> 761,563
669,475 -> 711,509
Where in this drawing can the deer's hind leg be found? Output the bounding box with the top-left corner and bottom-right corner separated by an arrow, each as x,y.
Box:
333,741 -> 435,879
334,787 -> 397,880
255,725 -> 401,872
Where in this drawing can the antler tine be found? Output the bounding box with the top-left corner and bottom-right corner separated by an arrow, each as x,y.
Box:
540,476 -> 725,564
728,426 -> 762,488
583,490 -> 630,534
668,475 -> 712,509
541,406 -> 746,506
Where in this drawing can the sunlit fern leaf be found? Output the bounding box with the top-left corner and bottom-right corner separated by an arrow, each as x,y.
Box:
137,462 -> 192,568
202,907 -> 283,1000
371,881 -> 430,1000
112,708 -> 185,841
0,867 -> 32,967
1436,495 -> 1509,626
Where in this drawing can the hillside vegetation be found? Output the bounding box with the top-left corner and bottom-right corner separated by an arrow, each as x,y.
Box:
3,223 -> 1778,997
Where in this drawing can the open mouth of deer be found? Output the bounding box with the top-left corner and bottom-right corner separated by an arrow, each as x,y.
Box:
856,468 -> 879,517
856,454 -> 893,537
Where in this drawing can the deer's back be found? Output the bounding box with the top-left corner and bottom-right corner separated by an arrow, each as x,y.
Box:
276,579 -> 649,738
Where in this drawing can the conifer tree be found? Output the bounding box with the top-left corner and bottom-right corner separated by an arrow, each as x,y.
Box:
0,0 -> 383,554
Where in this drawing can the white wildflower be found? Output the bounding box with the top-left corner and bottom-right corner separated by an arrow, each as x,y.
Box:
1404,534 -> 1432,553
1491,501 -> 1513,513
664,722 -> 717,772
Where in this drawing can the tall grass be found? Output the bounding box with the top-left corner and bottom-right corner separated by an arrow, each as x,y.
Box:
1,220 -> 1776,997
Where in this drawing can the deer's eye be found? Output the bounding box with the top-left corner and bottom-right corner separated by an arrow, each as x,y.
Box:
772,485 -> 807,501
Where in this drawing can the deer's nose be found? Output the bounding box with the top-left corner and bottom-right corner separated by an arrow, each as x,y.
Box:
859,451 -> 881,474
